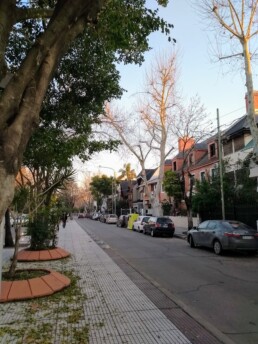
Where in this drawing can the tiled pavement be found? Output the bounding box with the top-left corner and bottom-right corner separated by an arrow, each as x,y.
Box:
0,220 -> 226,343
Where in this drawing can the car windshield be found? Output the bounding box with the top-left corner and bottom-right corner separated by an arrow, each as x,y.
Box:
109,215 -> 117,218
157,217 -> 172,224
142,217 -> 150,222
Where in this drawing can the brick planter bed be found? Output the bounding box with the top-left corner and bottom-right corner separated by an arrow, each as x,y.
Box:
0,269 -> 71,303
16,247 -> 70,261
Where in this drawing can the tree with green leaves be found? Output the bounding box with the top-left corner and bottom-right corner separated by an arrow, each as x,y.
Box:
0,0 -> 174,223
90,175 -> 114,211
162,170 -> 183,211
118,163 -> 136,181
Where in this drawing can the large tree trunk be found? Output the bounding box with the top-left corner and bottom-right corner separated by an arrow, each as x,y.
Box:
242,39 -> 258,160
4,208 -> 14,247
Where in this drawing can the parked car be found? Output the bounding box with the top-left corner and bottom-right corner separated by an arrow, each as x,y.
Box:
15,214 -> 29,226
92,212 -> 100,221
78,213 -> 85,218
143,216 -> 175,237
187,220 -> 258,255
132,216 -> 150,232
105,214 -> 118,224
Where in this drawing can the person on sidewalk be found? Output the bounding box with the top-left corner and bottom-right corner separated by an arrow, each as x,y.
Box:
61,213 -> 68,228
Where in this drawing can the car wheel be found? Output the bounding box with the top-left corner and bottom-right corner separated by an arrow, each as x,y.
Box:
151,230 -> 155,237
133,226 -> 135,231
143,229 -> 147,235
213,240 -> 222,255
189,235 -> 195,248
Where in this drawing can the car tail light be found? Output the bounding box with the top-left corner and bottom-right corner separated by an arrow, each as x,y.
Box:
255,233 -> 258,237
224,232 -> 241,238
155,223 -> 161,228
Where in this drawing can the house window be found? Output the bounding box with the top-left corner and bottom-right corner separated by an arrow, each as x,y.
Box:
234,136 -> 245,152
189,174 -> 195,186
173,161 -> 177,171
223,140 -> 233,156
200,171 -> 205,182
211,168 -> 218,179
209,143 -> 216,157
189,153 -> 194,165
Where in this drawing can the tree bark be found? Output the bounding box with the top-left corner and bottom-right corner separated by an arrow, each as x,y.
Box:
4,208 -> 14,247
242,39 -> 258,160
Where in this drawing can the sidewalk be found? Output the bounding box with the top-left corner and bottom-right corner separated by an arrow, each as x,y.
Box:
0,220 -> 222,344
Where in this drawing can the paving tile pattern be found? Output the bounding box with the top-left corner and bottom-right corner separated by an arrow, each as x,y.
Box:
63,222 -> 192,344
0,221 -> 221,343
84,229 -> 223,344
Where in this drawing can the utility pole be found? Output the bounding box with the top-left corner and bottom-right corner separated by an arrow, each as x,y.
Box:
217,109 -> 225,220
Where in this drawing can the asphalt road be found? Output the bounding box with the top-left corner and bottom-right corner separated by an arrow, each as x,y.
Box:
77,218 -> 258,344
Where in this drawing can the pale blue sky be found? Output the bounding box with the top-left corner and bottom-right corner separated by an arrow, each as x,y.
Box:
117,0 -> 249,125
77,0 -> 256,179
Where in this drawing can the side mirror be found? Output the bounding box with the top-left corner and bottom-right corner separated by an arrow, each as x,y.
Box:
192,226 -> 197,230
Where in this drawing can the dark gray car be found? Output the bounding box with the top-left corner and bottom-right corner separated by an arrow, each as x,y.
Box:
143,216 -> 175,237
187,220 -> 258,255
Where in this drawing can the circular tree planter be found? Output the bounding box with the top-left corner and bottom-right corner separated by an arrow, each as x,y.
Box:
0,268 -> 71,303
16,247 -> 70,262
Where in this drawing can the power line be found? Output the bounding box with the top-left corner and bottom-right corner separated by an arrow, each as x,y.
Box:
219,106 -> 245,119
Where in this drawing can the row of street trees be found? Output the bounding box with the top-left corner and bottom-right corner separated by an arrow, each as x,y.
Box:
103,51 -> 210,220
1,1 -> 258,240
101,0 -> 258,226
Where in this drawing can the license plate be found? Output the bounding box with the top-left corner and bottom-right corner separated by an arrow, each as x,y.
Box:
242,236 -> 253,239
163,224 -> 168,228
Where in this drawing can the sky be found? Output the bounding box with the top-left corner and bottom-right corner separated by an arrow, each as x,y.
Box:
75,0 -> 257,181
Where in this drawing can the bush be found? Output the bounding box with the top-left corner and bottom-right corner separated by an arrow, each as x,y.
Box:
162,202 -> 172,216
27,207 -> 60,250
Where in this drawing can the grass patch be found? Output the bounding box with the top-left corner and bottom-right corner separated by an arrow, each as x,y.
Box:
2,269 -> 50,281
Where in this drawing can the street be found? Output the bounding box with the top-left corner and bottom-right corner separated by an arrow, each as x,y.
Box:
78,218 -> 258,344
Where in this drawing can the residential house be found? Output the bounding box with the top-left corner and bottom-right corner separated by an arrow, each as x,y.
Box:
171,137 -> 219,198
222,115 -> 254,179
132,160 -> 172,215
132,169 -> 156,215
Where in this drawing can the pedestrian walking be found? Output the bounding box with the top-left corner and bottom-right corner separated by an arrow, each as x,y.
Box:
61,213 -> 68,228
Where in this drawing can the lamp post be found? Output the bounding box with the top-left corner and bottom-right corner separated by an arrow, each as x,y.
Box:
98,166 -> 116,214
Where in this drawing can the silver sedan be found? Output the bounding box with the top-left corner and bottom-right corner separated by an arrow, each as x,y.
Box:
187,220 -> 258,255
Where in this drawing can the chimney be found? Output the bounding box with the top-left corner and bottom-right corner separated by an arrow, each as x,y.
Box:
245,91 -> 258,113
178,137 -> 195,152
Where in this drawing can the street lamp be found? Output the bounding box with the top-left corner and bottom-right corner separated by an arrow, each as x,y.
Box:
98,166 -> 117,214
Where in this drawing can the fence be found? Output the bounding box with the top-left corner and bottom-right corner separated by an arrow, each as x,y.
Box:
199,203 -> 258,229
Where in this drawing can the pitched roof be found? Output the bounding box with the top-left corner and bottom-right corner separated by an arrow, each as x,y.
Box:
164,159 -> 172,165
137,169 -> 156,181
173,141 -> 208,159
222,114 -> 258,139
